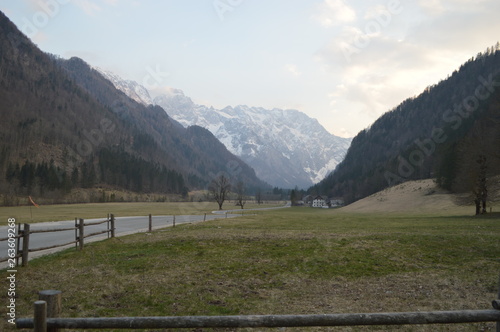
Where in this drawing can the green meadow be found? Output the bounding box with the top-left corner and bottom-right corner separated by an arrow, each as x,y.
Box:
1,206 -> 499,331
0,201 -> 282,225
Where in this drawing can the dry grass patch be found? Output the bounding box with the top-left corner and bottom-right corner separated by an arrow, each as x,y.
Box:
1,208 -> 499,331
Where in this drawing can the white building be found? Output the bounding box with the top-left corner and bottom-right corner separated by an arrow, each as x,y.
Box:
311,195 -> 326,208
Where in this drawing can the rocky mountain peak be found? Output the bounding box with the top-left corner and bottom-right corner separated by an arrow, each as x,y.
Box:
94,70 -> 352,188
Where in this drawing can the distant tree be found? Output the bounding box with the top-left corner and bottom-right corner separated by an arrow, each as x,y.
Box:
20,161 -> 35,193
290,188 -> 298,206
473,155 -> 488,215
255,187 -> 262,204
209,174 -> 231,210
5,162 -> 19,184
71,167 -> 79,186
235,181 -> 246,209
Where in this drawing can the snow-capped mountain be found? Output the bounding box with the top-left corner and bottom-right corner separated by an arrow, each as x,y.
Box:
95,68 -> 153,105
99,70 -> 352,188
154,90 -> 352,188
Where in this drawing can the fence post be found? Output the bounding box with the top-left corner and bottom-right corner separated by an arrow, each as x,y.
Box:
78,218 -> 84,250
496,273 -> 500,332
149,214 -> 152,232
16,223 -> 21,266
74,218 -> 78,250
110,214 -> 115,238
173,215 -> 176,227
33,300 -> 47,332
22,223 -> 30,267
39,290 -> 61,332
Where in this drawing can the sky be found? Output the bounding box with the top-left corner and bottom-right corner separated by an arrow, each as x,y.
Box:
1,0 -> 499,138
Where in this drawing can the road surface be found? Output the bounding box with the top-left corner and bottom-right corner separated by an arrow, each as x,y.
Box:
0,204 -> 290,269
0,214 -> 236,269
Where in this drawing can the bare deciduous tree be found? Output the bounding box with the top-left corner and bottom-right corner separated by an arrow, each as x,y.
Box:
235,181 -> 246,209
209,174 -> 231,210
255,188 -> 262,205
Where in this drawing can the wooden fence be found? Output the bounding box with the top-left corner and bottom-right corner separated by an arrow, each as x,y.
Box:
0,215 -> 115,267
0,213 -> 210,267
1,206 -> 276,268
16,290 -> 500,331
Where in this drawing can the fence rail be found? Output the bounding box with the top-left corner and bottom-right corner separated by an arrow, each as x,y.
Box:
28,240 -> 78,253
1,213 -> 204,266
29,227 -> 77,234
16,290 -> 500,331
0,215 -> 115,266
0,213 -> 193,266
83,219 -> 110,226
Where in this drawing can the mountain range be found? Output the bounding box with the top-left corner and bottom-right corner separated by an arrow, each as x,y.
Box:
97,69 -> 352,189
0,10 -> 268,204
4,5 -> 498,208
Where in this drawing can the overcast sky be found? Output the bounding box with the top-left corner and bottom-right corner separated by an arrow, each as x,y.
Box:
1,0 -> 499,137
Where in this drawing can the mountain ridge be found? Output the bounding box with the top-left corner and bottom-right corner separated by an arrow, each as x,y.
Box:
97,69 -> 352,188
0,10 -> 269,204
311,46 -> 500,204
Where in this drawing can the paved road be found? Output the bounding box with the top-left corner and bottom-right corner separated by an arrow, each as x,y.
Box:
0,213 -> 238,269
0,203 -> 290,269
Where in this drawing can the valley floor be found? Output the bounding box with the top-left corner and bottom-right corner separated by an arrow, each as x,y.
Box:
1,184 -> 499,331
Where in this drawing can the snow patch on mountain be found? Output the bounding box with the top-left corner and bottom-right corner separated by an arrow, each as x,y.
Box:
155,96 -> 352,188
95,69 -> 352,188
95,68 -> 153,105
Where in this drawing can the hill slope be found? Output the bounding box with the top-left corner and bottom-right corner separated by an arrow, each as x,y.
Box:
340,179 -> 459,214
312,47 -> 500,204
0,11 -> 268,203
341,178 -> 500,214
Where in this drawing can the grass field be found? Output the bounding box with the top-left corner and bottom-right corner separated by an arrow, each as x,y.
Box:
0,201 -> 283,225
1,206 -> 500,331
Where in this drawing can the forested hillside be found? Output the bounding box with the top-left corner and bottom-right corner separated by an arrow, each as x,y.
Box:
312,46 -> 500,204
0,11 -> 267,205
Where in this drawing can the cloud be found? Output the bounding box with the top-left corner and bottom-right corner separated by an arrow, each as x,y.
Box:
72,0 -> 102,16
322,37 -> 449,121
407,1 -> 500,52
334,127 -> 352,138
417,0 -> 492,16
417,0 -> 446,16
285,64 -> 301,77
312,0 -> 356,27
314,0 -> 500,129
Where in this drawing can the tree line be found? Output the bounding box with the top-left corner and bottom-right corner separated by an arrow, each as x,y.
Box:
5,147 -> 188,198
